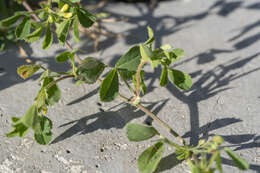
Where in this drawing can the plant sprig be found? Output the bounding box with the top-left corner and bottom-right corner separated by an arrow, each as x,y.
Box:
1,0 -> 249,173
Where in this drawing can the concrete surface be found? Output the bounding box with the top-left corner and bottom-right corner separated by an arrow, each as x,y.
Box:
0,0 -> 260,172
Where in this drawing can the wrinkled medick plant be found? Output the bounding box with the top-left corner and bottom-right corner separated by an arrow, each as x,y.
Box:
0,0 -> 249,172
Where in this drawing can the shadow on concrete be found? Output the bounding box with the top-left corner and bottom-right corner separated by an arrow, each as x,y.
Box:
51,99 -> 168,144
0,43 -> 71,91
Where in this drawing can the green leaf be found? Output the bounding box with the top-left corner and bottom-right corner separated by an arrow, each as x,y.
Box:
144,26 -> 154,46
36,77 -> 61,108
126,123 -> 158,142
168,69 -> 192,90
170,48 -> 184,63
73,17 -> 80,42
115,46 -> 141,72
160,66 -> 168,86
160,44 -> 172,50
56,19 -> 71,45
56,51 -> 73,63
20,104 -> 39,128
15,17 -> 31,39
118,69 -> 136,80
99,69 -> 119,102
77,57 -> 105,84
216,152 -> 223,173
138,142 -> 165,173
43,24 -> 53,49
172,48 -> 184,57
40,70 -> 61,81
34,115 -> 52,145
224,148 -> 249,170
140,44 -> 152,61
0,13 -> 22,27
6,117 -> 29,137
76,8 -> 96,28
25,27 -> 43,43
17,64 -> 41,79
43,77 -> 61,106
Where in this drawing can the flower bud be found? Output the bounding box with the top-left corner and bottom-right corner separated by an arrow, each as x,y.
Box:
60,4 -> 69,12
48,15 -> 54,23
63,12 -> 73,19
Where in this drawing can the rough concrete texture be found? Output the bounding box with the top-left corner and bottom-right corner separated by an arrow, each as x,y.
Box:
1,0 -> 260,172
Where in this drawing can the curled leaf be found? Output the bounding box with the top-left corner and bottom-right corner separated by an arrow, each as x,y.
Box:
17,65 -> 41,79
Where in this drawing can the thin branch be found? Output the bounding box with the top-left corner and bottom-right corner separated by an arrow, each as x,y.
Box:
118,93 -> 185,145
22,0 -> 83,64
45,75 -> 74,90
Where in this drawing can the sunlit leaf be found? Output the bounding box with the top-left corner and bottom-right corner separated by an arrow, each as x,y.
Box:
34,115 -> 52,145
160,66 -> 168,86
0,13 -> 22,27
216,152 -> 223,173
168,69 -> 192,90
224,148 -> 249,170
73,17 -> 80,42
140,44 -> 152,61
43,24 -> 53,49
25,27 -> 43,43
99,69 -> 119,102
20,104 -> 39,128
6,117 -> 29,137
138,142 -> 165,173
56,19 -> 71,45
115,46 -> 141,72
126,123 -> 158,142
144,26 -> 154,46
15,17 -> 31,39
56,51 -> 73,63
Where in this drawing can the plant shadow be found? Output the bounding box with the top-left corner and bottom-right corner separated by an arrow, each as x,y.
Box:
51,99 -> 169,144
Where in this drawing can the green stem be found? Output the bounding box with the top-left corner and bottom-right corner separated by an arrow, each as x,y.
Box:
161,136 -> 182,148
45,75 -> 74,90
118,93 -> 186,145
48,0 -> 52,7
206,151 -> 219,170
135,60 -> 146,96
